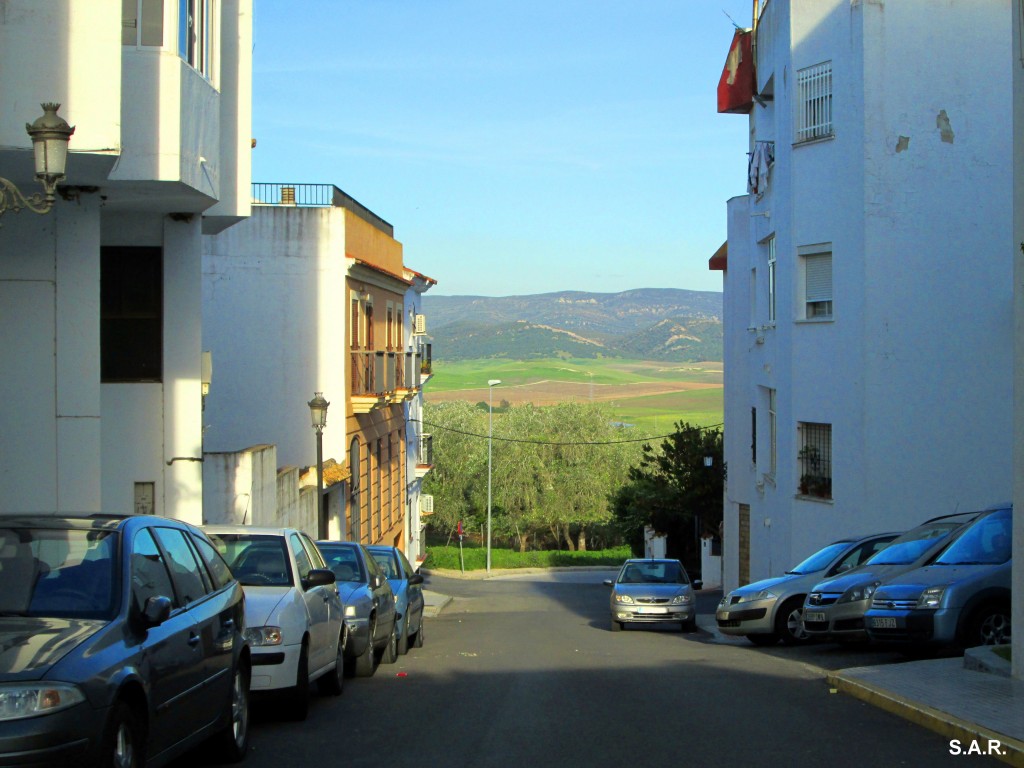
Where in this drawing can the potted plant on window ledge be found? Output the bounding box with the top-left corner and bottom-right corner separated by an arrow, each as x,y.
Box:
798,446 -> 831,499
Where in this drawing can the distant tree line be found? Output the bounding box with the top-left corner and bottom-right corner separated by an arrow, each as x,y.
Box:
422,400 -> 724,570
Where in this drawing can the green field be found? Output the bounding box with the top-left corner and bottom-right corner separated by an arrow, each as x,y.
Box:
425,357 -> 723,434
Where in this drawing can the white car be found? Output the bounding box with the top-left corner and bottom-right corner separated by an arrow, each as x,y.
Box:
205,525 -> 345,720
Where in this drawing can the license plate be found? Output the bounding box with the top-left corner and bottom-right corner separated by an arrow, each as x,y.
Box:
804,611 -> 826,623
870,617 -> 898,629
637,607 -> 667,615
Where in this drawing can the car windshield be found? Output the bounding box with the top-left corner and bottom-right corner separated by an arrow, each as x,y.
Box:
865,522 -> 959,565
787,542 -> 849,574
210,534 -> 293,587
369,550 -> 399,579
933,510 -> 1012,566
0,526 -> 119,620
618,561 -> 686,584
320,545 -> 367,583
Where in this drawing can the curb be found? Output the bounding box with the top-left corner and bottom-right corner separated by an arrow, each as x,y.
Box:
827,671 -> 1024,768
420,565 -> 618,580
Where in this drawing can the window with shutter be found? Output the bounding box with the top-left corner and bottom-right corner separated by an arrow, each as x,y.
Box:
799,244 -> 833,320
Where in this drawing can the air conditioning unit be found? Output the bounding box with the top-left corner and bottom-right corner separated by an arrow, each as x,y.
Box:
414,314 -> 427,335
419,495 -> 434,515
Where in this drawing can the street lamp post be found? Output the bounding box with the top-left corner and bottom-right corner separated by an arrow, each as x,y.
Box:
308,392 -> 330,539
1,104 -> 75,219
486,379 -> 501,573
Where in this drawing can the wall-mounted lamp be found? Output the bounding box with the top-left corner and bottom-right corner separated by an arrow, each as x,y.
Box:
0,104 -> 75,219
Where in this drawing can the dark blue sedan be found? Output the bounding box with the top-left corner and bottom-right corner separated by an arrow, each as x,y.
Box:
0,515 -> 250,767
366,545 -> 425,655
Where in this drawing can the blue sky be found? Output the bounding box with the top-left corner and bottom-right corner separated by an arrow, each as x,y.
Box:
251,1 -> 754,297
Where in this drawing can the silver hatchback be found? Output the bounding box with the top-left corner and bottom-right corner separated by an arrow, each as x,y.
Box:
604,559 -> 702,633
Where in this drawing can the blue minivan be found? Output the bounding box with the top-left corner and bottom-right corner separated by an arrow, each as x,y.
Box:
864,505 -> 1012,649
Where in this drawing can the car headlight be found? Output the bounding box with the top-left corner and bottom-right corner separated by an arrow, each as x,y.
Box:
749,590 -> 777,602
670,594 -> 692,605
244,626 -> 284,646
837,582 -> 880,604
916,586 -> 947,609
0,683 -> 85,721
614,594 -> 634,604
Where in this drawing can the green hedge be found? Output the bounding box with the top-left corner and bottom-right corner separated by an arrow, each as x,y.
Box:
424,545 -> 631,571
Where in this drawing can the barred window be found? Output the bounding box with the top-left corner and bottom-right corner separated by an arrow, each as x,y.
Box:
798,422 -> 832,499
796,62 -> 832,142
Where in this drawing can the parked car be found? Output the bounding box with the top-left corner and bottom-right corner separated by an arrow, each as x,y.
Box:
315,541 -> 398,677
604,559 -> 702,633
802,511 -> 981,642
367,544 -> 426,654
0,514 -> 250,768
716,532 -> 898,646
206,525 -> 344,720
864,505 -> 1013,650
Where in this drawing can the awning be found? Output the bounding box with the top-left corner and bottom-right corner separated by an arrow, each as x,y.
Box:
709,241 -> 728,272
718,29 -> 755,115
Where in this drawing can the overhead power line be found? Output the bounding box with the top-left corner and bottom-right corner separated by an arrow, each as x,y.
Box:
410,418 -> 723,447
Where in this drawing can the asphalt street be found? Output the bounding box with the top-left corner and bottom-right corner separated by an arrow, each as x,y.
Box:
176,569 -> 1001,768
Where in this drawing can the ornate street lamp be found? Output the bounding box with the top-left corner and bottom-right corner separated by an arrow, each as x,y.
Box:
1,103 -> 75,219
308,392 -> 330,539
486,379 -> 501,573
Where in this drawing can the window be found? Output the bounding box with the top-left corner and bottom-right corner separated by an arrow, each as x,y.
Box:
799,244 -> 833,320
131,528 -> 176,612
179,0 -> 212,77
386,304 -> 394,350
749,268 -> 757,328
366,302 -> 375,350
767,236 -> 776,324
123,0 -> 164,46
350,298 -> 360,349
289,534 -> 313,584
101,246 -> 162,382
349,438 -> 361,541
796,61 -> 832,142
768,389 -> 777,477
396,306 -> 404,349
798,422 -> 832,499
751,407 -> 757,465
191,534 -> 233,590
153,527 -> 209,606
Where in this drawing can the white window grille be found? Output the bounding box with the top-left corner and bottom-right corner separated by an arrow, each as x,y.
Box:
796,62 -> 832,142
767,236 -> 776,324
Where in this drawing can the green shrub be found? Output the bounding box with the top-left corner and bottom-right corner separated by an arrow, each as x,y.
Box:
424,545 -> 631,571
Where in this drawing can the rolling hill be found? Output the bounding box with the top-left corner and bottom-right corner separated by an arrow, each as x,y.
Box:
423,288 -> 723,362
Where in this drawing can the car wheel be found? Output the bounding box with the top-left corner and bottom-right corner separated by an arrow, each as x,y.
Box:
681,618 -> 697,633
775,597 -> 811,645
285,641 -> 310,721
747,633 -> 779,646
412,614 -> 425,648
317,630 -> 345,696
381,620 -> 398,664
101,701 -> 144,768
397,615 -> 410,655
611,619 -> 622,632
968,603 -> 1012,647
214,661 -> 250,762
354,617 -> 378,678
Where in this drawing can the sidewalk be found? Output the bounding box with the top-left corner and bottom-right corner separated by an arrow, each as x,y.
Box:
422,589 -> 452,618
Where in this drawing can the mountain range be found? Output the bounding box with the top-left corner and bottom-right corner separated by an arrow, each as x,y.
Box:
422,288 -> 723,362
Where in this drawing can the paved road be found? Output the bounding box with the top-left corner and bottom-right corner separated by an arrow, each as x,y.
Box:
177,569 -> 1000,768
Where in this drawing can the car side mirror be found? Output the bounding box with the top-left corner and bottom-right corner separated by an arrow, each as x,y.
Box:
303,568 -> 336,590
692,579 -> 703,591
141,595 -> 172,627
408,573 -> 424,586
602,579 -> 614,587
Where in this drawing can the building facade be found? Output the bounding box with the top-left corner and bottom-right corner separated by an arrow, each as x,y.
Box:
0,0 -> 252,522
203,183 -> 433,556
714,0 -> 1012,591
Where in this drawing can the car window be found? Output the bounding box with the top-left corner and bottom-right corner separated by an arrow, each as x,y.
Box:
618,562 -> 685,584
1,526 -> 119,619
211,533 -> 293,587
300,533 -> 326,569
370,550 -> 399,579
398,550 -> 415,578
866,523 -> 959,565
191,533 -> 234,590
290,533 -> 313,583
364,548 -> 385,580
829,538 -> 890,574
132,528 -> 178,611
788,542 -> 849,574
320,544 -> 366,582
935,510 -> 1012,566
153,527 -> 210,606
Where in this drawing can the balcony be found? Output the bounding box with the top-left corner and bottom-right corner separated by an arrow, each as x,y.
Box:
415,433 -> 434,479
351,350 -> 397,413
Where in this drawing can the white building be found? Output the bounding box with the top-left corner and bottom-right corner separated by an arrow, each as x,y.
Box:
1010,0 -> 1024,681
714,0 -> 1012,591
202,184 -> 435,561
0,1 -> 251,523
